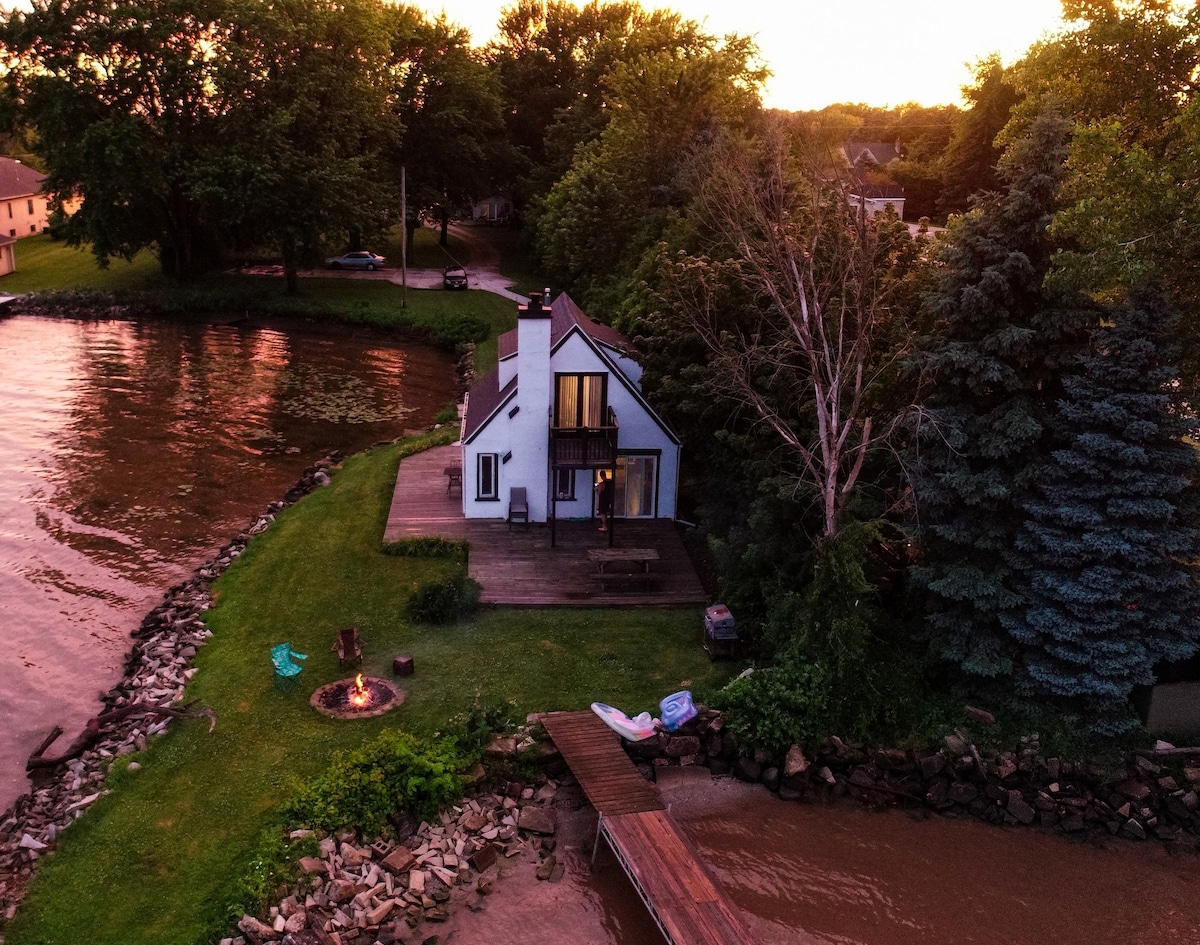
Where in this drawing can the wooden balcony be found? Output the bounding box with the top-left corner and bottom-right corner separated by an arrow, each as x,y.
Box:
549,408 -> 618,469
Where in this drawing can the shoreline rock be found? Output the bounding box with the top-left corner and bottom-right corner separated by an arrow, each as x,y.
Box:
0,453 -> 343,925
615,707 -> 1200,852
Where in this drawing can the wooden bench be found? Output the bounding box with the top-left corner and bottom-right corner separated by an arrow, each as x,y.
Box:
588,547 -> 659,592
594,571 -> 657,591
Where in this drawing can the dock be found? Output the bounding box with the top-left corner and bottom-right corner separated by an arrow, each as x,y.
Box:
541,711 -> 753,945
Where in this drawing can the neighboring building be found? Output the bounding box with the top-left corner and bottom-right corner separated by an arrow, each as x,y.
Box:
839,142 -> 906,219
470,195 -> 512,224
843,141 -> 903,169
0,235 -> 15,276
0,157 -> 51,239
847,179 -> 906,219
460,291 -> 681,525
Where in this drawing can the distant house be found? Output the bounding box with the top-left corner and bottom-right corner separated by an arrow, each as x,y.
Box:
847,179 -> 906,220
840,142 -> 905,219
0,157 -> 51,239
843,141 -> 903,169
460,291 -> 681,525
470,195 -> 512,224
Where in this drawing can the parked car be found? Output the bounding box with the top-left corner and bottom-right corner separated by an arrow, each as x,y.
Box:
326,251 -> 385,271
443,266 -> 468,290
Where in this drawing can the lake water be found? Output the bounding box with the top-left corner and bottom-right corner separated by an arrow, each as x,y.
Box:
0,313 -> 454,812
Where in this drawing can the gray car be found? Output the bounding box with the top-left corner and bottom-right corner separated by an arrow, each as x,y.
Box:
326,251 -> 385,271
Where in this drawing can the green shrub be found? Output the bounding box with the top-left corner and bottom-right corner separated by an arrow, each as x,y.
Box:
428,313 -> 489,350
382,536 -> 469,561
711,659 -> 833,757
283,730 -> 468,835
408,569 -> 481,623
434,405 -> 459,424
226,829 -> 319,922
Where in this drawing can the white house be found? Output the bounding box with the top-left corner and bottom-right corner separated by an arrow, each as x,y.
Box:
459,291 -> 681,525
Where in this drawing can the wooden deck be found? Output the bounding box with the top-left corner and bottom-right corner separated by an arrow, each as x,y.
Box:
541,711 -> 753,945
383,445 -> 707,607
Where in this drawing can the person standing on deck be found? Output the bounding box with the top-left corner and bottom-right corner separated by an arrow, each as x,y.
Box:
596,471 -> 612,531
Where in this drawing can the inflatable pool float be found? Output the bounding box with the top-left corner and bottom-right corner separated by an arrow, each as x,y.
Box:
590,702 -> 658,741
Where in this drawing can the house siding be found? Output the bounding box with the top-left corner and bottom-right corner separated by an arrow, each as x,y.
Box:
460,294 -> 680,523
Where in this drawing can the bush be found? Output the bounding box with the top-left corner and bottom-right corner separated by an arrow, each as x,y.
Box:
283,730 -> 468,835
408,569 -> 481,623
382,536 -> 469,561
711,659 -> 834,757
428,313 -> 489,351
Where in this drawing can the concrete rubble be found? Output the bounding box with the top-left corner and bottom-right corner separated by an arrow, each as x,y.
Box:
227,768 -> 567,945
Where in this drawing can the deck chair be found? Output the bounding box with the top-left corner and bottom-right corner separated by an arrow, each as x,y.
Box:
508,486 -> 529,529
332,626 -> 364,668
271,643 -> 307,691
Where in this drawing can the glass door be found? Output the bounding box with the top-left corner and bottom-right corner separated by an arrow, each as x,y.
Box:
614,455 -> 657,518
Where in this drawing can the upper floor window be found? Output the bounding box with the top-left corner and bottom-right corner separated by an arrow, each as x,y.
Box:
555,374 -> 606,428
26,199 -> 33,214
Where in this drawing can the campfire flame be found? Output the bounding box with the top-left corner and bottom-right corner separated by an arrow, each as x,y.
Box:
350,673 -> 368,708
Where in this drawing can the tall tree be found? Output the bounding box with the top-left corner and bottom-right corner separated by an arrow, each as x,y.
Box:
0,0 -> 235,274
936,56 -> 1021,219
1009,286 -> 1200,730
652,127 -> 914,544
203,0 -> 399,290
0,0 -> 397,282
533,32 -> 765,311
912,105 -> 1094,684
488,1 -> 728,206
388,10 -> 513,248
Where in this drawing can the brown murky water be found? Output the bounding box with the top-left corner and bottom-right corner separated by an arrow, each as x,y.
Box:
662,767 -> 1200,945
0,314 -> 454,812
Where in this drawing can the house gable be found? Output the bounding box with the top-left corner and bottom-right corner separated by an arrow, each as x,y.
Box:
459,292 -> 680,522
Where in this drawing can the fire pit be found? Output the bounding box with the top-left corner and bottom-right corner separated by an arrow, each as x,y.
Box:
310,674 -> 404,720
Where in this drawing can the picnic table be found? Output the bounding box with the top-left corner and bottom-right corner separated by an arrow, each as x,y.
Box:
588,547 -> 659,590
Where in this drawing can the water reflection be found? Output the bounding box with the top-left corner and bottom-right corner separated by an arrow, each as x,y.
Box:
0,315 -> 454,811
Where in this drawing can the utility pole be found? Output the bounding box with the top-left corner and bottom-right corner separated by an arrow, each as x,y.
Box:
400,165 -> 407,308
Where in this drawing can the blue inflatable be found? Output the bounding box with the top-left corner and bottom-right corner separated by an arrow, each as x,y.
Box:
659,690 -> 697,732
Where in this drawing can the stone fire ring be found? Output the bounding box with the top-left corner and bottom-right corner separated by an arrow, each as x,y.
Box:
310,676 -> 404,720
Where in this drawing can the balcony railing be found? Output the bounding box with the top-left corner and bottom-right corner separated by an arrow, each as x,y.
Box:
549,407 -> 618,468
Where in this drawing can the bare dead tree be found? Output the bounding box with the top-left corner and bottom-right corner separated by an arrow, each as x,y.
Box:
656,130 -> 914,542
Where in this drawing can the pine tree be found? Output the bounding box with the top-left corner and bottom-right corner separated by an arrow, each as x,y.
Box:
1008,287 -> 1200,731
913,105 -> 1094,684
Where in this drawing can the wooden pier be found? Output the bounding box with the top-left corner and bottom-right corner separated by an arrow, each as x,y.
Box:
541,711 -> 753,945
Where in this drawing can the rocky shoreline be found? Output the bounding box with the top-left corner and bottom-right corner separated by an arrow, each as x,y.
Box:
0,453 -> 342,926
620,704 -> 1200,848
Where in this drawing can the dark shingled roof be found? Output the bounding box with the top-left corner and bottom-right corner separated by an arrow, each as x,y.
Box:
0,158 -> 46,201
462,362 -> 516,443
497,293 -> 631,361
845,142 -> 902,166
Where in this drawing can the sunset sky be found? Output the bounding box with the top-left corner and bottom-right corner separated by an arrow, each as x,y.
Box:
416,0 -> 1070,110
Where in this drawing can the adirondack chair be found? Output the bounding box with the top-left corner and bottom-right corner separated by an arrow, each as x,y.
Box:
508,486 -> 529,529
271,643 -> 307,691
332,626 -> 364,668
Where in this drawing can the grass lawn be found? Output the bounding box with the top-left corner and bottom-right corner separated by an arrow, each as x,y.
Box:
3,431 -> 735,945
